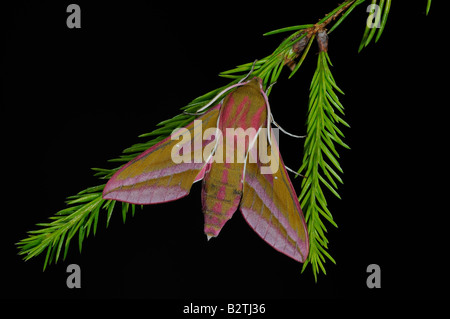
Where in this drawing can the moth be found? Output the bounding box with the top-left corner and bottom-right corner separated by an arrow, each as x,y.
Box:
103,77 -> 309,263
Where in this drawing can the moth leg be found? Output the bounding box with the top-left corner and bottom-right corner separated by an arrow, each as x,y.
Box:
284,166 -> 305,178
264,81 -> 276,95
271,118 -> 306,139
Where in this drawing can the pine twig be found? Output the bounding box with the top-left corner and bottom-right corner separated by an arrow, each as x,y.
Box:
298,30 -> 350,281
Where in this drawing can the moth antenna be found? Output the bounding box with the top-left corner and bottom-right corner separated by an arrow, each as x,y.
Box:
192,60 -> 258,115
272,119 -> 306,139
195,79 -> 253,114
239,59 -> 258,84
265,81 -> 277,95
285,166 -> 305,178
183,110 -> 206,116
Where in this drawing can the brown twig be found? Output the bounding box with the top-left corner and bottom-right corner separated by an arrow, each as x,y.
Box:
285,1 -> 355,69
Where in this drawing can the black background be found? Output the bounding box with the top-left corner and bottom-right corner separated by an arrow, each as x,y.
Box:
2,0 -> 448,305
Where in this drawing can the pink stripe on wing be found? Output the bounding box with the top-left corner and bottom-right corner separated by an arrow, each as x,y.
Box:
104,186 -> 188,205
243,174 -> 300,250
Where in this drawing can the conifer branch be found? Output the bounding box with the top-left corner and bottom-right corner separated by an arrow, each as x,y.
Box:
16,1 -> 432,279
298,30 -> 350,281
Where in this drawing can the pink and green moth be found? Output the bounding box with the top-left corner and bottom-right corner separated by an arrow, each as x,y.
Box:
103,77 -> 309,263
